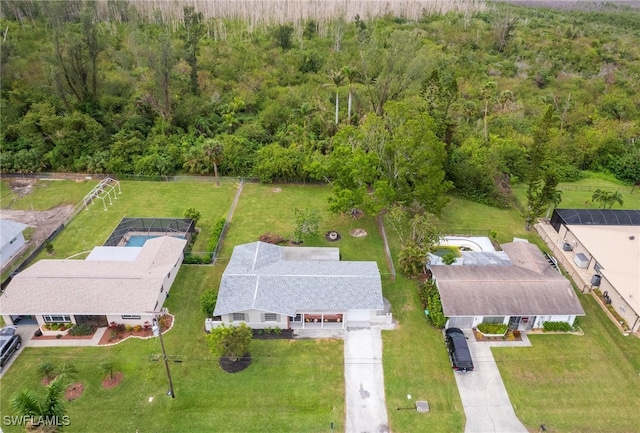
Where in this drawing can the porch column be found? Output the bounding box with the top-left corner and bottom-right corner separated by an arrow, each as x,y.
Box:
321,313 -> 324,329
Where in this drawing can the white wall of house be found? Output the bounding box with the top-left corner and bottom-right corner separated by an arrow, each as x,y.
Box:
154,256 -> 183,310
218,310 -> 289,329
0,231 -> 26,268
106,314 -> 155,326
447,314 -> 577,330
532,315 -> 577,328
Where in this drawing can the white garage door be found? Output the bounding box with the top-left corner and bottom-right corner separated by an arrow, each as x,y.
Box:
347,309 -> 371,324
446,316 -> 475,329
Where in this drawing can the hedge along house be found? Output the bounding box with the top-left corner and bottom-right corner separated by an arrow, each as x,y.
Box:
0,236 -> 187,329
207,242 -> 388,331
550,209 -> 640,333
430,241 -> 585,331
0,219 -> 28,270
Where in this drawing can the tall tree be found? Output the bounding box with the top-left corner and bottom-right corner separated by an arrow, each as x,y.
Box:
203,138 -> 224,187
181,6 -> 204,95
325,69 -> 344,125
591,189 -> 624,209
341,65 -> 361,124
421,69 -> 458,143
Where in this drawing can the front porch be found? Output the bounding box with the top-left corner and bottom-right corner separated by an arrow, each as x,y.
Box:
289,313 -> 346,329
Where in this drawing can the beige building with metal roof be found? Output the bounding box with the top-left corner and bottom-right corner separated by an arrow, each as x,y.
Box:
556,224 -> 640,333
0,236 -> 186,329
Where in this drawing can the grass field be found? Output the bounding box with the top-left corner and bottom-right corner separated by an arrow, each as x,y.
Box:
38,180 -> 237,257
513,172 -> 640,211
0,266 -> 345,433
495,294 -> 640,432
2,179 -> 639,432
0,178 -> 92,210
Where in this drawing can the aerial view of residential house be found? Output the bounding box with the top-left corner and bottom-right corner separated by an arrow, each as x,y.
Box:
208,241 -> 389,330
430,240 -> 585,330
0,236 -> 187,329
0,219 -> 29,269
549,209 -> 640,332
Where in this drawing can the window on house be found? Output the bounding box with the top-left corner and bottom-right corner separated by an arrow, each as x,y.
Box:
167,272 -> 171,278
264,313 -> 278,322
594,262 -> 603,273
232,313 -> 246,321
154,302 -> 158,310
43,314 -> 71,323
482,316 -> 505,324
160,284 -> 164,293
122,315 -> 141,320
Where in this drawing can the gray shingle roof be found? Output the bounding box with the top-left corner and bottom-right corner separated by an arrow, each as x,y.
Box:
430,242 -> 585,317
214,242 -> 383,316
0,236 -> 186,315
0,219 -> 28,248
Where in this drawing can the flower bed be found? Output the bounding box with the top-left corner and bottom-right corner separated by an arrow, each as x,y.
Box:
40,323 -> 73,337
476,323 -> 508,337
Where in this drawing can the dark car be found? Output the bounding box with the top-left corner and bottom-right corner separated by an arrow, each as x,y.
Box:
445,327 -> 474,372
0,325 -> 22,372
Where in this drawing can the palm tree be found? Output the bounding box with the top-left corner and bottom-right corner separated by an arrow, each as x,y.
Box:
11,375 -> 69,432
341,66 -> 361,124
592,189 -> 624,209
325,69 -> 344,125
202,138 -> 224,187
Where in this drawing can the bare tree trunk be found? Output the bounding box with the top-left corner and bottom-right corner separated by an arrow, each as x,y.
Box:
335,92 -> 339,125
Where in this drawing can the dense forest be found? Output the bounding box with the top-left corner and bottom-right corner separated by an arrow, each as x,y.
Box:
1,0 -> 639,216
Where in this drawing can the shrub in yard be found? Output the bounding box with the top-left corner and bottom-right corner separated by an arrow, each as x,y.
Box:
184,208 -> 202,226
201,289 -> 218,318
477,323 -> 508,335
100,360 -> 119,380
442,251 -> 457,265
38,361 -> 57,380
68,324 -> 94,336
208,323 -> 252,361
418,280 -> 446,328
543,321 -> 571,332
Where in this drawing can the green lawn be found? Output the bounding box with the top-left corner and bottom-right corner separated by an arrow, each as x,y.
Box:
0,178 -> 92,210
495,294 -> 640,433
0,265 -> 345,432
440,195 -> 536,244
513,172 -> 640,211
3,180 -> 639,432
220,183 -> 387,266
36,181 -> 237,258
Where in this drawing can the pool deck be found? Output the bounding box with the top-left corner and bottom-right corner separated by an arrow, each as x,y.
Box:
438,236 -> 496,252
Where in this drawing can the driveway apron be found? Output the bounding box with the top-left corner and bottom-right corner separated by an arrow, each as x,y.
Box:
344,328 -> 390,433
454,331 -> 528,433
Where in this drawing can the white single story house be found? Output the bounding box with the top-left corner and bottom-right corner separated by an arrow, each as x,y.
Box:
550,209 -> 640,332
430,241 -> 585,330
208,241 -> 388,330
0,236 -> 187,328
0,219 -> 29,269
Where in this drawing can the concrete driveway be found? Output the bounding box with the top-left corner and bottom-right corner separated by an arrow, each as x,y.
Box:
344,328 -> 389,433
0,324 -> 37,378
453,330 -> 528,433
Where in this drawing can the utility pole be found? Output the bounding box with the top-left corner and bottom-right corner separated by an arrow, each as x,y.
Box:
153,317 -> 175,398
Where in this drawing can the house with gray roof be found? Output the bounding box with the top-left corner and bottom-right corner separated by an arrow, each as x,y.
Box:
207,242 -> 387,330
0,236 -> 187,329
0,219 -> 29,270
430,241 -> 585,330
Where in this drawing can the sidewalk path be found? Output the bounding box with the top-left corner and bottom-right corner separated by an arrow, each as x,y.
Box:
344,328 -> 390,433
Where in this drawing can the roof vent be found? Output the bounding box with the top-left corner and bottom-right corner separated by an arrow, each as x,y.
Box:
630,236 -> 635,240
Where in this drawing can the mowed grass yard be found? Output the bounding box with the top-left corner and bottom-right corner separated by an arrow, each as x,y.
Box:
2,179 -> 639,432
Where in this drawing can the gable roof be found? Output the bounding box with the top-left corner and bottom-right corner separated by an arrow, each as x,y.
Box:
431,242 -> 585,317
0,219 -> 28,248
0,236 -> 186,315
214,242 -> 383,317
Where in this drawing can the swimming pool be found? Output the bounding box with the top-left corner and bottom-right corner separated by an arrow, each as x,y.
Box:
125,235 -> 184,247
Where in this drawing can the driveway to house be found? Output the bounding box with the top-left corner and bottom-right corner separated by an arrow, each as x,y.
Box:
344,327 -> 390,433
454,330 -> 528,433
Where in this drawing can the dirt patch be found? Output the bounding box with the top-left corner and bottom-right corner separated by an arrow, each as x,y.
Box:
219,354 -> 252,373
272,188 -> 282,193
102,372 -> 124,389
65,382 -> 84,401
0,206 -> 75,248
349,228 -> 367,237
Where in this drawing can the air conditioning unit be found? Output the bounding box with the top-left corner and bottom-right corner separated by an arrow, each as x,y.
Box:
574,252 -> 589,269
591,274 -> 602,286
562,242 -> 573,252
